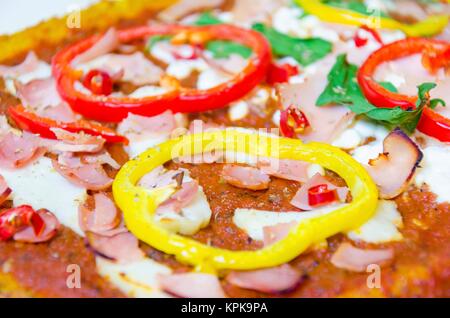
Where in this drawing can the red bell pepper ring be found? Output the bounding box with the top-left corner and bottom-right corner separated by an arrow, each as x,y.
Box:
8,105 -> 129,144
52,24 -> 271,122
0,205 -> 44,241
357,38 -> 450,142
266,63 -> 299,85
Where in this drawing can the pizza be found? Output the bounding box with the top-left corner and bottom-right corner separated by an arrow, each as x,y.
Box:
0,0 -> 449,298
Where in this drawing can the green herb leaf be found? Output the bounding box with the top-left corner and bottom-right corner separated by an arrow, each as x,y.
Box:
316,54 -> 439,134
416,82 -> 446,110
206,40 -> 252,59
193,12 -> 222,26
251,23 -> 332,66
379,81 -> 398,93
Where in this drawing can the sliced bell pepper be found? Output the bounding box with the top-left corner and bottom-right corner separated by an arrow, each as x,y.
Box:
357,38 -> 450,142
113,130 -> 378,273
52,24 -> 271,122
295,0 -> 449,37
8,105 -> 128,144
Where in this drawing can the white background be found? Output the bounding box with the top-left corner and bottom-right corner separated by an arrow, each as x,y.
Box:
0,0 -> 98,35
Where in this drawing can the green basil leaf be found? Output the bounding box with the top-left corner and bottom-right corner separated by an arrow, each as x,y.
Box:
146,35 -> 171,50
206,40 -> 252,59
416,82 -> 446,110
193,12 -> 222,26
251,23 -> 332,66
379,81 -> 398,93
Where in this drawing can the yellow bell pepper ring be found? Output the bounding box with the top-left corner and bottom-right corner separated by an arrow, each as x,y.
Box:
295,0 -> 449,37
113,130 -> 378,273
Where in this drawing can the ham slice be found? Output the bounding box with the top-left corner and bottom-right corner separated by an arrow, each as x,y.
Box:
0,132 -> 45,169
71,28 -> 119,66
158,273 -> 226,298
257,158 -> 310,183
87,232 -> 144,263
40,103 -> 77,123
277,74 -> 354,143
222,165 -> 271,190
226,264 -> 302,294
79,193 -> 121,235
0,174 -> 12,205
48,128 -> 105,153
330,242 -> 394,272
78,52 -> 164,86
52,157 -> 113,190
0,52 -> 40,78
118,111 -> 176,137
13,209 -> 60,243
365,128 -> 423,199
156,180 -> 199,215
290,173 -> 348,211
263,221 -> 297,246
15,78 -> 61,109
158,0 -> 224,22
232,0 -> 288,26
138,166 -> 183,189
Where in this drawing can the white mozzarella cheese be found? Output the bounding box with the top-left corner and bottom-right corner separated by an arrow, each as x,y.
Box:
228,101 -> 249,121
332,128 -> 362,149
347,200 -> 403,243
128,85 -> 169,98
96,257 -> 173,298
351,141 -> 383,165
414,146 -> 450,203
166,59 -> 208,80
0,156 -> 87,236
233,204 -> 346,241
123,135 -> 169,159
197,69 -> 231,90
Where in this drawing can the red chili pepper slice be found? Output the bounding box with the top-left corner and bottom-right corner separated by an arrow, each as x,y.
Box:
8,105 -> 129,144
52,24 -> 271,122
354,25 -> 383,48
83,69 -> 113,95
0,205 -> 43,241
308,184 -> 338,207
357,38 -> 450,142
267,63 -> 299,85
279,105 -> 310,138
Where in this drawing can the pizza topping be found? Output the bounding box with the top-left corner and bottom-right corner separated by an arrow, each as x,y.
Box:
52,24 -> 270,122
266,62 -> 299,85
71,28 -> 119,67
226,264 -> 303,294
52,156 -> 113,190
79,193 -> 122,235
49,128 -> 105,153
156,180 -> 199,215
0,205 -> 59,243
86,232 -> 144,263
158,273 -> 226,298
13,208 -> 60,243
279,105 -> 310,138
222,165 -> 271,190
290,173 -> 348,211
15,78 -> 63,110
365,128 -> 423,199
8,105 -> 128,144
354,25 -> 383,48
82,69 -> 113,96
330,242 -> 394,272
262,221 -> 297,246
0,174 -> 12,206
0,52 -> 41,78
256,158 -> 311,183
0,132 -> 45,169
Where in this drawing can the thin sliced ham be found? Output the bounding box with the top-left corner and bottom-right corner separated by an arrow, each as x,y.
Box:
226,264 -> 302,294
330,242 -> 394,272
263,221 -> 297,246
277,65 -> 355,143
158,273 -> 226,298
222,165 -> 271,190
71,28 -> 119,66
365,128 -> 423,199
40,103 -> 77,123
78,52 -> 164,86
138,166 -> 183,189
158,0 -> 224,22
82,151 -> 120,170
0,132 -> 45,169
13,209 -> 60,243
49,128 -> 105,153
290,173 -> 348,211
87,232 -> 144,263
257,158 -> 310,183
0,52 -> 40,78
0,174 -> 12,205
79,193 -> 121,235
118,111 -> 176,137
156,180 -> 199,214
15,77 -> 61,109
52,158 -> 113,190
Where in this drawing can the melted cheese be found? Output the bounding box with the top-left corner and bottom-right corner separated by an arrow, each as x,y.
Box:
415,146 -> 450,203
0,157 -> 87,236
228,101 -> 249,121
347,200 -> 403,243
233,204 -> 346,241
96,257 -> 172,298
